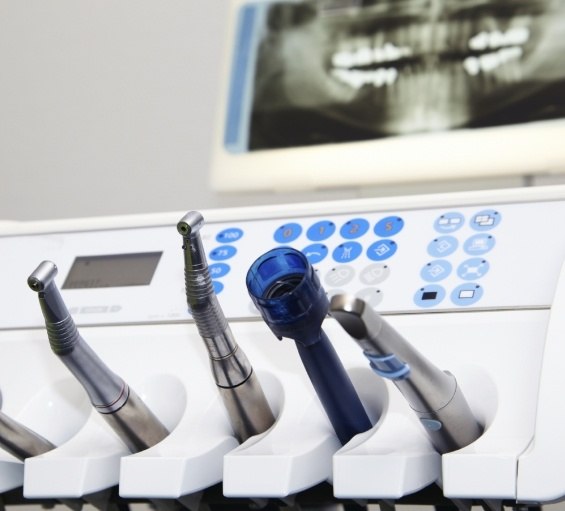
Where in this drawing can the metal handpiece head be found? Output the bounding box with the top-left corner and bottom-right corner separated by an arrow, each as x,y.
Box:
177,211 -> 205,238
246,247 -> 329,345
27,260 -> 58,293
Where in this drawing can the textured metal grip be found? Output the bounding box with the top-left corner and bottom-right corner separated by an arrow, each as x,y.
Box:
45,316 -> 79,355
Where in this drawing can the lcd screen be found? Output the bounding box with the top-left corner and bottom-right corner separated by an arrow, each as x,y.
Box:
62,252 -> 162,289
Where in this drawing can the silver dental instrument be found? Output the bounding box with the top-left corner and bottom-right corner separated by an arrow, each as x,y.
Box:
28,261 -> 169,453
177,211 -> 275,442
0,389 -> 55,459
330,294 -> 482,454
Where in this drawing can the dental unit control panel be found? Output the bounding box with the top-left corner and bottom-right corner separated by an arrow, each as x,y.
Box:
0,186 -> 565,509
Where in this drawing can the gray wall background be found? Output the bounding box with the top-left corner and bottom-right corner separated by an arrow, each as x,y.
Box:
1,0 -> 565,222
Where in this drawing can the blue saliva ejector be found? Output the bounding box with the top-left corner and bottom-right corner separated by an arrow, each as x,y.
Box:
330,294 -> 483,454
246,247 -> 372,445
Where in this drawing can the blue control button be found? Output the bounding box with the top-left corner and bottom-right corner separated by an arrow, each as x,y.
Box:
420,260 -> 452,282
208,262 -> 230,279
414,285 -> 446,308
365,353 -> 410,380
209,245 -> 237,261
471,209 -> 501,231
464,234 -> 495,255
451,283 -> 483,306
332,241 -> 363,263
274,223 -> 302,243
216,227 -> 243,243
374,216 -> 404,237
457,258 -> 489,280
367,240 -> 397,261
340,218 -> 370,239
434,212 -> 465,233
307,220 -> 336,242
427,236 -> 458,258
212,280 -> 224,294
303,243 -> 328,264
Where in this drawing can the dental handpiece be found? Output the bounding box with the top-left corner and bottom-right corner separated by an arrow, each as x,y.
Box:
177,212 -> 275,442
28,261 -> 169,453
329,294 -> 482,454
0,390 -> 55,459
246,247 -> 372,445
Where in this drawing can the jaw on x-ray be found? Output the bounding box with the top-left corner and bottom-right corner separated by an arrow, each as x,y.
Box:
240,0 -> 565,150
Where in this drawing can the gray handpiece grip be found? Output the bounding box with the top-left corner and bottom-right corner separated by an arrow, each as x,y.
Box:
178,212 -> 275,442
28,261 -> 169,452
0,410 -> 55,460
330,294 -> 482,454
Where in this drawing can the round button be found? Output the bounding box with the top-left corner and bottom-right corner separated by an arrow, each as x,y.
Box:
324,265 -> 355,287
303,243 -> 328,264
434,212 -> 464,233
374,216 -> 404,237
212,281 -> 224,294
216,227 -> 243,243
414,285 -> 446,308
332,242 -> 363,263
367,240 -> 397,261
340,218 -> 370,239
274,223 -> 302,243
307,220 -> 336,242
209,245 -> 237,261
464,234 -> 495,255
451,283 -> 484,306
356,288 -> 383,308
427,236 -> 458,258
457,258 -> 489,280
420,260 -> 452,282
208,262 -> 230,278
360,264 -> 390,285
471,209 -> 501,231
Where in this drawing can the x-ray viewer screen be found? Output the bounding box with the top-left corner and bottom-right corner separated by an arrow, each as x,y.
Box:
224,0 -> 565,153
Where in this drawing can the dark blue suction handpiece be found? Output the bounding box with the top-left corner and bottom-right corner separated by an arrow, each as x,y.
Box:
246,247 -> 372,445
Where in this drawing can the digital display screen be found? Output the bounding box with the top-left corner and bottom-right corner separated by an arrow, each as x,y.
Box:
62,252 -> 162,289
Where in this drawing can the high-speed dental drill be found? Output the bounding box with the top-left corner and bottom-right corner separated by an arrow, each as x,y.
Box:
28,261 -> 169,453
246,247 -> 372,445
177,211 -> 275,442
0,389 -> 55,460
329,294 -> 483,454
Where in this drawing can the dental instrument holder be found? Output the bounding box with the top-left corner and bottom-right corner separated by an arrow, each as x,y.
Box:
330,294 -> 482,454
246,247 -> 372,445
27,261 -> 169,453
0,402 -> 55,460
177,211 -> 275,442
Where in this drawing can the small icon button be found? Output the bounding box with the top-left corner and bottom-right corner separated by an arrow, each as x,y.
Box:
307,220 -> 336,242
208,263 -> 230,278
464,234 -> 495,255
212,281 -> 224,294
427,236 -> 458,258
451,283 -> 483,306
374,216 -> 404,237
324,265 -> 355,287
356,288 -> 383,308
274,223 -> 302,243
209,245 -> 237,261
360,264 -> 390,285
414,285 -> 446,308
340,218 -> 370,239
303,243 -> 329,264
216,227 -> 244,243
367,240 -> 397,261
471,209 -> 501,231
421,260 -> 452,282
457,258 -> 489,280
332,242 -> 363,263
434,212 -> 464,233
